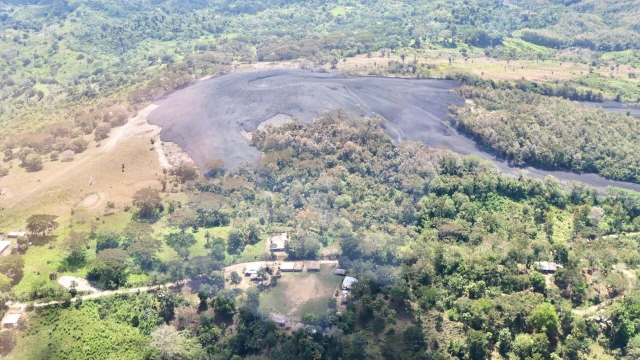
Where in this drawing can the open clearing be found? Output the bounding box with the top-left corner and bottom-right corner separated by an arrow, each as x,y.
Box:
258,264 -> 342,321
57,276 -> 98,293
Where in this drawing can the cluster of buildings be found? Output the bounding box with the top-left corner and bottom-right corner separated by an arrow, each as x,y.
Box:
0,231 -> 27,255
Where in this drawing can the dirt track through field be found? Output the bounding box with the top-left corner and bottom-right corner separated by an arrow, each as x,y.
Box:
148,69 -> 640,192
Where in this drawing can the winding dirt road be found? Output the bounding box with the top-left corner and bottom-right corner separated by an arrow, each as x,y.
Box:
7,260 -> 339,310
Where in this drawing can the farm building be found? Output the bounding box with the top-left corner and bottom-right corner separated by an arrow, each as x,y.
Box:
333,268 -> 347,276
269,233 -> 288,252
280,262 -> 304,272
269,313 -> 289,327
342,276 -> 358,290
7,232 -> 25,238
535,261 -> 564,273
305,261 -> 321,272
0,241 -> 11,254
280,262 -> 295,272
2,313 -> 21,328
244,263 -> 263,276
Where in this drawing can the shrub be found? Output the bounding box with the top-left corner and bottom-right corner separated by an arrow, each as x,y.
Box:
69,138 -> 88,153
23,153 -> 43,171
94,123 -> 112,141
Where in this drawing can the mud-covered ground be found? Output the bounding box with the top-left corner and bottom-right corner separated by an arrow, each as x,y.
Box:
148,69 -> 640,192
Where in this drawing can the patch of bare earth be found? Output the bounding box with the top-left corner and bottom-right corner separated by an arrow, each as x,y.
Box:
0,105 -> 194,230
58,276 -> 98,293
77,192 -> 105,209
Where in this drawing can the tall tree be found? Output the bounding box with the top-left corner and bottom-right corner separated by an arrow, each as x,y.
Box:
26,214 -> 59,236
0,255 -> 25,285
87,249 -> 129,289
132,188 -> 163,219
164,232 -> 197,260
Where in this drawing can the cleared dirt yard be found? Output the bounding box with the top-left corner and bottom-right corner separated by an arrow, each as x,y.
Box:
259,264 -> 342,321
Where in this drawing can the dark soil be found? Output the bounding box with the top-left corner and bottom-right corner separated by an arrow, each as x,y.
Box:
148,69 -> 640,192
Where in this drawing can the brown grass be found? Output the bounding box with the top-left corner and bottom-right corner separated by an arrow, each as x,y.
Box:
0,110 -> 166,231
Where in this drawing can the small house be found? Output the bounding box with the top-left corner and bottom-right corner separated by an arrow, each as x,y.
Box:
333,268 -> 347,276
244,263 -> 263,276
2,313 -> 21,328
280,262 -> 296,272
0,241 -> 11,254
342,276 -> 358,290
535,261 -> 564,274
269,233 -> 288,252
305,261 -> 321,272
269,314 -> 289,327
7,232 -> 25,238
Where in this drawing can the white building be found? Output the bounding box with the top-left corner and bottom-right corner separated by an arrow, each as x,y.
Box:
2,313 -> 21,328
0,241 -> 10,254
342,276 -> 358,290
244,263 -> 263,276
280,262 -> 296,272
269,233 -> 288,252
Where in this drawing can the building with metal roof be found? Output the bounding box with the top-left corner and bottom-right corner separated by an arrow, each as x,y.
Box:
342,276 -> 358,290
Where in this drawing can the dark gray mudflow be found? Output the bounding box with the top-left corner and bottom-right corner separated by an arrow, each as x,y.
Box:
147,68 -> 640,192
580,100 -> 640,118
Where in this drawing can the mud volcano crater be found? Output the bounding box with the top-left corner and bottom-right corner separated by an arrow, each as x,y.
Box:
148,68 -> 640,192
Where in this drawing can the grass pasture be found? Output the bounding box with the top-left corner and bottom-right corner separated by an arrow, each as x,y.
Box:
259,264 -> 341,321
12,300 -> 151,360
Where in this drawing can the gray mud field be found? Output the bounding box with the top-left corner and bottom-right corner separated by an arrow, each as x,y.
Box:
148,69 -> 640,192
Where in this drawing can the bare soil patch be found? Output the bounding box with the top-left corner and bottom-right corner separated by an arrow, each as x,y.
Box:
78,192 -> 104,209
58,276 -> 98,293
0,105 -> 186,230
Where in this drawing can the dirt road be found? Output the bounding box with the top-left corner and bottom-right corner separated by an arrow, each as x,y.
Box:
8,260 -> 339,310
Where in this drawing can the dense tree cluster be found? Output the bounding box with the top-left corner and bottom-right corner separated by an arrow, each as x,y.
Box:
448,72 -> 604,102
456,86 -> 640,182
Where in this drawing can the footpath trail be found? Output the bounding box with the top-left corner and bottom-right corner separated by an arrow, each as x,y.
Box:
7,260 -> 339,311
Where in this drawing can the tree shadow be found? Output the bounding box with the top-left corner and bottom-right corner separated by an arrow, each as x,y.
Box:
58,255 -> 87,272
28,235 -> 56,247
131,214 -> 161,224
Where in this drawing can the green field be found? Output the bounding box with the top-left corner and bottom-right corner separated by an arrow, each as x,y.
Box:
259,265 -> 341,321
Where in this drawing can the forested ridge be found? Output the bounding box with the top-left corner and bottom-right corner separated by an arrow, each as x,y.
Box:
455,86 -> 640,183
